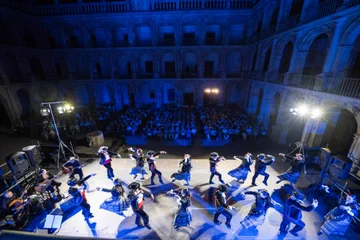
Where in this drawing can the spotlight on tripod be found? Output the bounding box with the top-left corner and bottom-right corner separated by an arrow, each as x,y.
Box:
40,101 -> 77,169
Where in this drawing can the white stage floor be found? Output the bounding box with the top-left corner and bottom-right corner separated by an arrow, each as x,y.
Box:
44,157 -> 349,240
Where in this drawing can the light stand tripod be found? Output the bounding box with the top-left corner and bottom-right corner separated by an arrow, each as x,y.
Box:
281,118 -> 311,173
41,101 -> 78,169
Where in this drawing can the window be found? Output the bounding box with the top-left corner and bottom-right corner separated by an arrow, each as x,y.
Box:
48,36 -> 56,48
167,89 -> 175,102
204,61 -> 214,74
184,33 -> 195,45
205,32 -> 216,45
165,61 -> 175,75
91,34 -> 97,47
145,61 -> 153,73
96,62 -> 102,76
163,33 -> 174,45
124,34 -> 129,45
55,64 -> 62,76
150,91 -> 155,99
70,35 -> 78,48
127,62 -> 132,74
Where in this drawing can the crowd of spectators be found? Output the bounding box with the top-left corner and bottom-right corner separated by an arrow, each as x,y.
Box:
199,105 -> 266,141
41,110 -> 97,141
105,105 -> 154,135
141,104 -> 197,140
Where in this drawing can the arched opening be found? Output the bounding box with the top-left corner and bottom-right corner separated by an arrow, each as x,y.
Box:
23,28 -> 37,48
256,20 -> 262,40
204,52 -> 220,78
93,55 -> 111,79
0,53 -> 24,84
328,109 -> 357,155
182,52 -> 198,78
16,89 -> 31,115
28,57 -> 45,81
270,9 -> 279,34
0,98 -> 11,127
97,84 -> 115,104
301,34 -> 329,88
346,36 -> 360,78
0,22 -> 18,45
54,56 -> 69,80
226,52 -> 241,77
161,53 -> 176,78
115,54 -> 131,79
138,53 -> 154,78
302,34 -> 329,76
251,47 -> 258,72
256,88 -> 264,117
75,55 -> 89,79
269,92 -> 281,127
246,85 -> 252,109
289,0 -> 304,19
278,42 -> 294,74
262,48 -> 272,74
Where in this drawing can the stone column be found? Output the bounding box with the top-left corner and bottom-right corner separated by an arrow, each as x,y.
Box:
321,19 -> 347,75
348,132 -> 360,175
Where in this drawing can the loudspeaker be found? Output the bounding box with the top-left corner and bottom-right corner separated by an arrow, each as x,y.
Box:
318,148 -> 332,169
22,145 -> 42,167
5,152 -> 33,179
328,155 -> 352,180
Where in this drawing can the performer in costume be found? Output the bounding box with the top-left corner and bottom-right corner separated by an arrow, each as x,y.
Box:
128,148 -> 148,180
171,154 -> 192,186
318,195 -> 359,236
98,146 -> 121,181
167,188 -> 192,230
67,173 -> 96,220
62,157 -> 84,180
276,153 -> 306,185
240,189 -> 280,229
251,153 -> 275,186
279,190 -> 318,236
209,152 -> 226,184
214,184 -> 234,229
97,178 -> 129,215
128,182 -> 154,229
228,153 -> 253,183
146,150 -> 167,185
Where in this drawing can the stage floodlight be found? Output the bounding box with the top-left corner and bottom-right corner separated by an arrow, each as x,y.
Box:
204,88 -> 211,93
310,108 -> 322,119
40,107 -> 50,116
57,106 -> 64,114
211,88 -> 219,94
64,103 -> 74,113
298,104 -> 308,116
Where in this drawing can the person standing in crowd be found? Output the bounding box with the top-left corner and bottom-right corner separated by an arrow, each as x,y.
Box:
279,190 -> 318,236
276,153 -> 306,185
98,146 -> 121,181
128,148 -> 148,180
146,150 -> 167,185
251,154 -> 275,186
97,178 -> 129,216
128,182 -> 154,229
171,154 -> 192,186
67,173 -> 97,221
62,157 -> 84,180
209,152 -> 226,184
167,188 -> 192,230
214,184 -> 234,229
318,194 -> 359,236
240,189 -> 280,229
228,153 -> 253,183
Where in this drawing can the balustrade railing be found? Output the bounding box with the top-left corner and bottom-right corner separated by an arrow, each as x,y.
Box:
204,72 -> 219,78
183,38 -> 197,45
323,77 -> 360,98
161,72 -> 176,78
311,0 -> 341,21
181,72 -> 198,78
226,73 -> 241,78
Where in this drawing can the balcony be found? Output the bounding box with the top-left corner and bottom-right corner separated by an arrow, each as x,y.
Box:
323,77 -> 360,98
160,38 -> 175,46
160,72 -> 176,78
115,73 -> 132,79
139,73 -> 154,79
136,40 -> 152,47
183,38 -> 197,46
226,73 -> 242,78
181,71 -> 198,78
205,38 -> 221,45
204,72 -> 219,78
